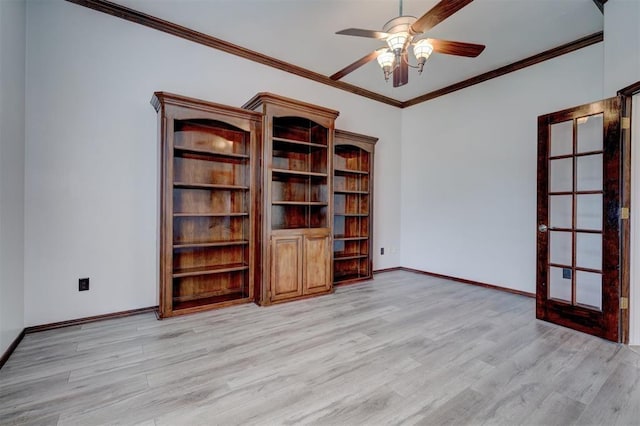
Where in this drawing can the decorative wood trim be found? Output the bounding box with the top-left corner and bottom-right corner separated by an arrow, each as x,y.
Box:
592,0 -> 607,14
334,277 -> 374,286
152,91 -> 263,122
243,92 -> 339,120
263,288 -> 336,306
0,329 -> 26,370
64,0 -> 402,108
373,267 -> 403,274
24,306 -> 158,333
618,81 -> 640,97
160,298 -> 253,318
334,129 -> 379,147
402,32 -> 604,108
399,267 -> 536,298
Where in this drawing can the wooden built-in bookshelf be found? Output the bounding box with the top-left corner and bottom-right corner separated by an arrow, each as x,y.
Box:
243,93 -> 339,304
333,129 -> 377,285
152,92 -> 261,317
151,92 -> 377,317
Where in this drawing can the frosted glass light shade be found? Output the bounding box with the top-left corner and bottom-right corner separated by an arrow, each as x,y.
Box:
377,50 -> 395,81
386,32 -> 408,52
377,50 -> 395,69
413,39 -> 434,60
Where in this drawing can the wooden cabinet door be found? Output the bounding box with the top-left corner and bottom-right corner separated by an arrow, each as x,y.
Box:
303,234 -> 331,294
270,235 -> 303,301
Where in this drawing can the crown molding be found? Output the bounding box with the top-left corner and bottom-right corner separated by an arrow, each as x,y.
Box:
66,0 -> 602,109
402,31 -> 604,108
65,0 -> 403,108
592,0 -> 607,14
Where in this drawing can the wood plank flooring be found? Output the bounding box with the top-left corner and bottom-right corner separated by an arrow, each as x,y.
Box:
1,270 -> 639,425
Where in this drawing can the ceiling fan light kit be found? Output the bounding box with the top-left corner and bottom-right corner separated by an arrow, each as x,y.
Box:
334,0 -> 484,87
379,15 -> 435,80
376,49 -> 396,81
413,38 -> 435,74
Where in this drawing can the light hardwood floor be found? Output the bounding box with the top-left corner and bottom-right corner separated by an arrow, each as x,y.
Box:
1,270 -> 639,425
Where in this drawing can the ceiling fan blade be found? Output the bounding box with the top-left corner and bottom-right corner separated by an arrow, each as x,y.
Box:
427,38 -> 485,57
330,50 -> 384,81
410,0 -> 474,34
336,28 -> 389,39
393,53 -> 409,87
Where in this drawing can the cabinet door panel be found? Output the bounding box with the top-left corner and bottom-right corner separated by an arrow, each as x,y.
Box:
304,235 -> 331,294
271,236 -> 303,301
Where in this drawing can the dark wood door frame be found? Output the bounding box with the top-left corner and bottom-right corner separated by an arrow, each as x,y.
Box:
617,80 -> 640,343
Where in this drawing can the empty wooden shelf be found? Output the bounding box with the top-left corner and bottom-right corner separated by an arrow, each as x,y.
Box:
152,92 -> 261,318
333,129 -> 377,285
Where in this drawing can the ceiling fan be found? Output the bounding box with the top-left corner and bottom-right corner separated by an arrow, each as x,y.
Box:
331,0 -> 485,87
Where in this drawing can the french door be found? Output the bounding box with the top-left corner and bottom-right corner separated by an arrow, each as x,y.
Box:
536,97 -> 622,342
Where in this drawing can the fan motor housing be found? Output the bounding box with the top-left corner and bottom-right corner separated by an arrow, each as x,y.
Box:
382,15 -> 417,35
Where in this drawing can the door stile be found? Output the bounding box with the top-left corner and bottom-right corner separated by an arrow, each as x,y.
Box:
536,115 -> 550,321
571,118 -> 578,307
601,97 -> 622,342
618,93 -> 632,343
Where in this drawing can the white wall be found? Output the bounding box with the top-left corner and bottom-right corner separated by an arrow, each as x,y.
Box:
0,0 -> 26,354
603,0 -> 640,96
24,0 -> 402,326
400,46 -> 604,294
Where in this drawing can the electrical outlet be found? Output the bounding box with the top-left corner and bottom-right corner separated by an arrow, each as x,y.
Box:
79,277 -> 90,291
380,247 -> 384,255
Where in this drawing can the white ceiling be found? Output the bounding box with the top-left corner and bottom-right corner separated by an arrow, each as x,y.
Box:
111,0 -> 603,102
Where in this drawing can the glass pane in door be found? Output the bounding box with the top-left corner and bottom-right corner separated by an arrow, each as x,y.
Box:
550,158 -> 573,192
550,120 -> 573,156
576,271 -> 602,310
550,195 -> 572,228
549,266 -> 572,302
576,194 -> 603,230
577,114 -> 603,153
576,233 -> 602,270
550,231 -> 572,266
576,154 -> 603,191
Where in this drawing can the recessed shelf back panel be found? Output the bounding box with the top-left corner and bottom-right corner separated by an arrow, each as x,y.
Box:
174,155 -> 246,187
271,205 -> 328,230
173,271 -> 249,304
173,215 -> 247,245
174,120 -> 247,156
173,245 -> 248,271
173,188 -> 247,215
